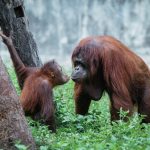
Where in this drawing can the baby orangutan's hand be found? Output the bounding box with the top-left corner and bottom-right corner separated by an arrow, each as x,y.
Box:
0,31 -> 13,46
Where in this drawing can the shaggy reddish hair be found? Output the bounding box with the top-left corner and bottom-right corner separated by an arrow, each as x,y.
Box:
72,36 -> 150,122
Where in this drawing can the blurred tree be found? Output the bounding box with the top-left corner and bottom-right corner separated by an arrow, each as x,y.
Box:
0,0 -> 42,67
0,56 -> 36,149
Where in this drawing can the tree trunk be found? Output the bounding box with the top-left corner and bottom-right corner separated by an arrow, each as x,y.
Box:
0,57 -> 36,149
0,0 -> 42,67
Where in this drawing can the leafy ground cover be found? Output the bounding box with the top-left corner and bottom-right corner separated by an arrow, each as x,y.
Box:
8,67 -> 150,150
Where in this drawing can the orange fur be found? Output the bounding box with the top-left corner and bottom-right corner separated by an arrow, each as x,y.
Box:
0,32 -> 69,132
72,36 -> 150,122
19,61 -> 69,132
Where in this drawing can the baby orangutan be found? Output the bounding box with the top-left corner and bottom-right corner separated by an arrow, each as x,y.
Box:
0,32 -> 69,132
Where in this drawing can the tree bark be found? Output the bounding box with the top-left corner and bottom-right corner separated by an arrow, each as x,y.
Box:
0,57 -> 36,149
0,0 -> 42,67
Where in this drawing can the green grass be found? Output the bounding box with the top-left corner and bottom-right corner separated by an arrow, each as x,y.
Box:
8,67 -> 150,150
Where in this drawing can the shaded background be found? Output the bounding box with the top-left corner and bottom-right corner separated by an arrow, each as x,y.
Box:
1,0 -> 150,67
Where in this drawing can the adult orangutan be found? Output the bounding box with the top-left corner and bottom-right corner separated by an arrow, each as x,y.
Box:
71,35 -> 150,123
0,32 -> 69,132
